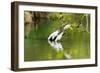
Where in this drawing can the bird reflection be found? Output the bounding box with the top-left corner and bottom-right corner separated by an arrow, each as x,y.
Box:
48,40 -> 63,52
48,40 -> 71,59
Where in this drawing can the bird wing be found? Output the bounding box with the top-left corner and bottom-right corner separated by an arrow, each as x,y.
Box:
48,30 -> 59,40
55,32 -> 64,41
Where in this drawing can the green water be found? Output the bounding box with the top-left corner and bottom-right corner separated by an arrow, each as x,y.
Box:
24,20 -> 90,61
24,33 -> 90,61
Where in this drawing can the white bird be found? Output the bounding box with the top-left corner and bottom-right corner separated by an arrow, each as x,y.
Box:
48,24 -> 71,41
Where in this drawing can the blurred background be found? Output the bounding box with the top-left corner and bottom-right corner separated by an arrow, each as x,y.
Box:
24,11 -> 90,61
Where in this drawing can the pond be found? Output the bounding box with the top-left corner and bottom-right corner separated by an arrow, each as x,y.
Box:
24,29 -> 90,61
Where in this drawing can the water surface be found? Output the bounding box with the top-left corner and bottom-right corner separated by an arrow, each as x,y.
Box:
24,30 -> 90,61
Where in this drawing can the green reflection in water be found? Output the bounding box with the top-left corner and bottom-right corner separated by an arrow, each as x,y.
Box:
24,29 -> 90,61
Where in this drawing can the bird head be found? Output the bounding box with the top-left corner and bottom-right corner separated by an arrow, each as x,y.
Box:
60,22 -> 73,32
63,24 -> 73,31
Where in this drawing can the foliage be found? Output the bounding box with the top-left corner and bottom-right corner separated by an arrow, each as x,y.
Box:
24,11 -> 90,61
